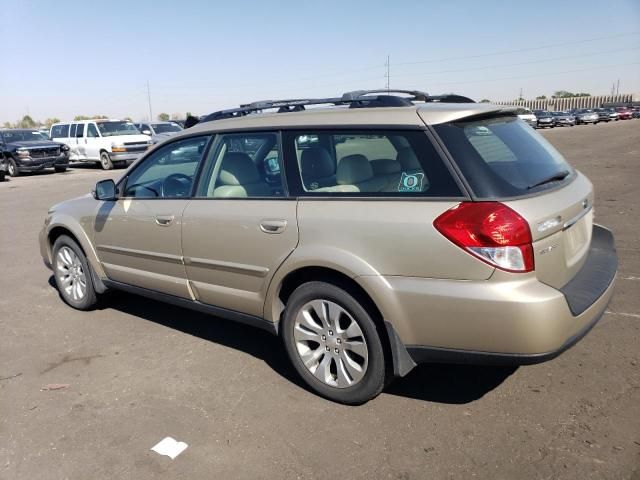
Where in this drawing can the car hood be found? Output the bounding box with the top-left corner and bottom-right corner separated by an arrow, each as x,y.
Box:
6,140 -> 62,149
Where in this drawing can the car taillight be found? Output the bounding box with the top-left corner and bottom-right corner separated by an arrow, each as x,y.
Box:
433,202 -> 534,273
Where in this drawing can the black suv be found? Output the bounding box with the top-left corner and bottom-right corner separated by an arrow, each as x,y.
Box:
0,129 -> 70,177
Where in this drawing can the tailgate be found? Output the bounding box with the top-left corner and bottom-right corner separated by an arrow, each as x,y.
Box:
506,172 -> 594,289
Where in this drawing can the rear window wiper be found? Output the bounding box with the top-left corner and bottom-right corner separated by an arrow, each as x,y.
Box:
527,170 -> 570,190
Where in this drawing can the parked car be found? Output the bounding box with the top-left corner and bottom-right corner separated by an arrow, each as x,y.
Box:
515,107 -> 537,128
533,110 -> 556,128
0,129 -> 70,177
134,121 -> 183,144
593,108 -> 612,123
603,108 -> 619,121
632,107 -> 640,119
50,120 -> 152,170
551,111 -> 575,127
615,107 -> 633,120
40,90 -> 617,404
0,157 -> 6,181
572,109 -> 599,125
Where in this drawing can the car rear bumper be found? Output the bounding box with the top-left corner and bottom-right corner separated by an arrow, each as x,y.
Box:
16,155 -> 69,171
360,224 -> 617,366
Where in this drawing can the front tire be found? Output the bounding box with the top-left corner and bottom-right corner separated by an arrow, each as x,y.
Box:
52,235 -> 98,310
7,159 -> 20,177
54,165 -> 67,173
281,281 -> 387,404
100,151 -> 114,170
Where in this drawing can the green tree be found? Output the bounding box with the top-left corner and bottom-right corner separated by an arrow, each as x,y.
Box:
479,99 -> 491,103
18,115 -> 36,128
92,115 -> 108,119
74,115 -> 91,121
44,117 -> 60,128
552,90 -> 591,99
536,95 -> 547,100
2,121 -> 13,128
157,112 -> 170,121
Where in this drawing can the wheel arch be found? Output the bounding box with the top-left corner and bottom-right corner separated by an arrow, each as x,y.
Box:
269,265 -> 414,378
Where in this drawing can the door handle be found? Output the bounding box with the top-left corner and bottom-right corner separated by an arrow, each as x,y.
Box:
155,215 -> 175,226
260,219 -> 287,234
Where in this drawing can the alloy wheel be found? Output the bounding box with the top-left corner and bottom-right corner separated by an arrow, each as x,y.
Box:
293,299 -> 368,388
55,246 -> 87,301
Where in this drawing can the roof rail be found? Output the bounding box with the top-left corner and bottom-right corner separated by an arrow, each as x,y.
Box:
198,89 -> 474,124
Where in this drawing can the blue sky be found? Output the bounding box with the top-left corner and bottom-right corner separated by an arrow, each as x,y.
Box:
2,0 -> 639,123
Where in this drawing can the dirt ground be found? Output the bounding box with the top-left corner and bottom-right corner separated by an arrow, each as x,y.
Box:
1,119 -> 639,479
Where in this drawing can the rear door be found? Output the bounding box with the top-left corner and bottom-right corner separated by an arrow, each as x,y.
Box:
74,123 -> 87,160
431,114 -> 593,288
182,131 -> 298,317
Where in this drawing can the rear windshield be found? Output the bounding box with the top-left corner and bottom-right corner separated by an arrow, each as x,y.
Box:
434,115 -> 574,198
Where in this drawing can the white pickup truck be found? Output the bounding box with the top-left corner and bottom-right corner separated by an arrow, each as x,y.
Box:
50,120 -> 152,170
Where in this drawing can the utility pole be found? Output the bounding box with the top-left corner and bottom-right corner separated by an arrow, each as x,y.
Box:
616,79 -> 620,96
385,55 -> 390,93
146,80 -> 153,121
519,88 -> 524,101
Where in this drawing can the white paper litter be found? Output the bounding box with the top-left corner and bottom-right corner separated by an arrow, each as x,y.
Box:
150,437 -> 188,459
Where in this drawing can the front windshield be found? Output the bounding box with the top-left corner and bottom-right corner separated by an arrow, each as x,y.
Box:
1,130 -> 47,142
97,121 -> 140,137
151,123 -> 182,134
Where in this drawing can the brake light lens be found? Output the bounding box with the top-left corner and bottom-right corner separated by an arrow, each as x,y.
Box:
433,202 -> 534,272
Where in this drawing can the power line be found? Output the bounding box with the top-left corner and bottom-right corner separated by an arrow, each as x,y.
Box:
391,32 -> 640,67
388,46 -> 640,80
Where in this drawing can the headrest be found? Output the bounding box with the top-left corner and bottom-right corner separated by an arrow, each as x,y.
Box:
370,159 -> 401,175
300,148 -> 335,179
337,154 -> 374,185
396,147 -> 421,170
218,152 -> 260,185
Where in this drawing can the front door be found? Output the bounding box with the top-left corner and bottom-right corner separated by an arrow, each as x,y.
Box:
93,135 -> 212,298
84,122 -> 102,161
74,123 -> 87,160
182,132 -> 298,317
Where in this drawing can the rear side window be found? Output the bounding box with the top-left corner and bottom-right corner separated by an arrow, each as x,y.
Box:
283,130 -> 461,197
51,124 -> 69,138
434,116 -> 573,198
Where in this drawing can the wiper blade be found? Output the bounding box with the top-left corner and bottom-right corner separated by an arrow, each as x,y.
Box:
527,170 -> 570,190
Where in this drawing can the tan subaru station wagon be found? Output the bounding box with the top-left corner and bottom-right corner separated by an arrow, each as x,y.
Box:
40,90 -> 617,404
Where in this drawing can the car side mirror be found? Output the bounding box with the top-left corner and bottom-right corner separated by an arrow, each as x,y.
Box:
142,130 -> 151,135
94,179 -> 117,201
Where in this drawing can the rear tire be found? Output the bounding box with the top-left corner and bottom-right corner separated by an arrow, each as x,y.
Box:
281,281 -> 387,404
52,235 -> 98,310
54,165 -> 67,173
7,159 -> 20,177
100,152 -> 113,170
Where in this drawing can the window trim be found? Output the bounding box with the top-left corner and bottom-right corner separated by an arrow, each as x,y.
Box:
116,134 -> 214,200
282,129 -> 469,200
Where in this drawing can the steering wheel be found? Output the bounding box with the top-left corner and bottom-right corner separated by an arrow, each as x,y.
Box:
161,173 -> 192,198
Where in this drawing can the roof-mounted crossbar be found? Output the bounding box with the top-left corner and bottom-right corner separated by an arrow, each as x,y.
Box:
198,89 -> 474,123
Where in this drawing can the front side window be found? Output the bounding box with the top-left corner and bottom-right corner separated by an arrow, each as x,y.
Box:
87,124 -> 100,138
434,115 -> 573,198
51,124 -> 69,138
284,130 -> 461,196
196,132 -> 284,198
122,136 -> 210,198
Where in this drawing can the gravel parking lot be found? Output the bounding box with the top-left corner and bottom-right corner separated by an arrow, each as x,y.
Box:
1,120 -> 639,480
